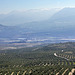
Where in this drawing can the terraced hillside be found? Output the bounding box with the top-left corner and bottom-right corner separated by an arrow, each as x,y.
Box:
0,42 -> 75,75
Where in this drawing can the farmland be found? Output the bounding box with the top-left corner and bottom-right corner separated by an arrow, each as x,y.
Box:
0,42 -> 75,75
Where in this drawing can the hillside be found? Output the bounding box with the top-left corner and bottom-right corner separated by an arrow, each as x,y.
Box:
0,42 -> 75,75
37,42 -> 75,51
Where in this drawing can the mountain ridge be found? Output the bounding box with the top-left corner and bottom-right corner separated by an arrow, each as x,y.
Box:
0,8 -> 75,40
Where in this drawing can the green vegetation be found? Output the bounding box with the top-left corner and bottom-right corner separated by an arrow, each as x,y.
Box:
0,42 -> 75,75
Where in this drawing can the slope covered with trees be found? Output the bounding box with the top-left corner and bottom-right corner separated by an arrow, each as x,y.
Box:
0,42 -> 75,75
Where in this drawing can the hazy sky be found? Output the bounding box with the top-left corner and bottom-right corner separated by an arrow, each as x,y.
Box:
0,0 -> 75,13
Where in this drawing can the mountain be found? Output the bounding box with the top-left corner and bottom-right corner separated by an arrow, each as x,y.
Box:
20,8 -> 75,37
0,8 -> 75,43
50,8 -> 75,22
47,8 -> 75,37
0,8 -> 59,26
49,8 -> 75,27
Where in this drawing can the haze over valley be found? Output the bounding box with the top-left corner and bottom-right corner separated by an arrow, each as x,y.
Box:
0,7 -> 75,49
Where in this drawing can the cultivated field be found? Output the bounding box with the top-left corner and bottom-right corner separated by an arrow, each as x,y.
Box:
0,42 -> 75,75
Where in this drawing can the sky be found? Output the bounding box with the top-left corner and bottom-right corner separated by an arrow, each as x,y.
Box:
0,0 -> 75,13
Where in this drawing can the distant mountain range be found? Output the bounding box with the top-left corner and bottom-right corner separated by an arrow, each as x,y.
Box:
0,8 -> 59,25
0,8 -> 75,43
20,8 -> 75,37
